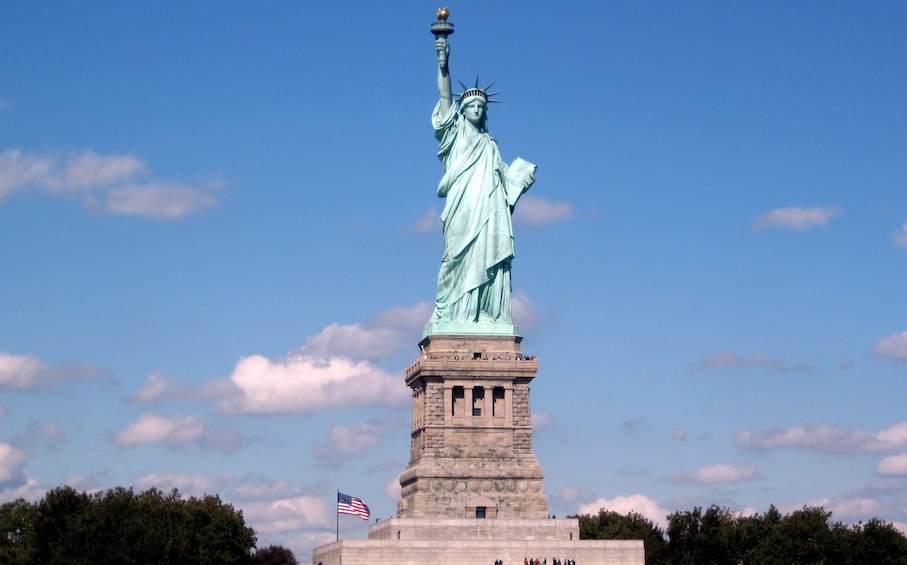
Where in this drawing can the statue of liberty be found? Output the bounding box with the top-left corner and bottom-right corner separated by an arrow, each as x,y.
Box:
425,10 -> 536,336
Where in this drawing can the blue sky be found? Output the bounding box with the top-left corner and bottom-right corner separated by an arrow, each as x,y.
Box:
2,0 -> 907,557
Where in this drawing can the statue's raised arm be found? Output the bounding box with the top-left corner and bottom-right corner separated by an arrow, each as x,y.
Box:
436,37 -> 453,115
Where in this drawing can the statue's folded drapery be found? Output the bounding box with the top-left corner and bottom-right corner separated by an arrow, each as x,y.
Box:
429,100 -> 514,325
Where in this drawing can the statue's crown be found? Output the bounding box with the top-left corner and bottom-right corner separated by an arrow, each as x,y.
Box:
456,77 -> 501,105
459,88 -> 488,103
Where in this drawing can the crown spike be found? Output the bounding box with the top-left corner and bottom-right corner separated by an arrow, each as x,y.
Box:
453,76 -> 503,105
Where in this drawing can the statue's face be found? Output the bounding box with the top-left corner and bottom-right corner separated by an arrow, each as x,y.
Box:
462,99 -> 486,127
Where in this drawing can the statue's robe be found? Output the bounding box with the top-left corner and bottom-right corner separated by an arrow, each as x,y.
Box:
430,101 -> 514,325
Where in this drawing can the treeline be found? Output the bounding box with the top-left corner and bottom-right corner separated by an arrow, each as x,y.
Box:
0,486 -> 298,565
576,504 -> 907,565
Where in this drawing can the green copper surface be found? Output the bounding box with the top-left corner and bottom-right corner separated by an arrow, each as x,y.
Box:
425,32 -> 536,337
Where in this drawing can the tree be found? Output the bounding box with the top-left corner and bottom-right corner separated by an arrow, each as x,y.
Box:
666,505 -> 739,565
0,485 -> 257,565
255,545 -> 300,565
575,508 -> 668,564
0,498 -> 34,564
861,518 -> 907,564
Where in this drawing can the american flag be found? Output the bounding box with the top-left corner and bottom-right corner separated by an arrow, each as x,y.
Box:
337,491 -> 370,520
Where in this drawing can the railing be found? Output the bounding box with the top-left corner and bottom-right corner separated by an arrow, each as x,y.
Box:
405,355 -> 538,379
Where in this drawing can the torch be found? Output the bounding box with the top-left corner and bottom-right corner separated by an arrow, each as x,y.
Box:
430,7 -> 454,66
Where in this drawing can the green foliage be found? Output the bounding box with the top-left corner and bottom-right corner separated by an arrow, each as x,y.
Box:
254,545 -> 299,564
0,486 -> 257,565
576,503 -> 907,565
666,505 -> 739,565
0,498 -> 33,564
575,508 -> 668,564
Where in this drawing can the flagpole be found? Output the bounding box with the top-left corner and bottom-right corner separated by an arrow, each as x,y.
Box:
336,489 -> 339,541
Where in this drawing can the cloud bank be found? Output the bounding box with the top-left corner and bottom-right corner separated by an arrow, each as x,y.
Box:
874,331 -> 907,361
576,493 -> 670,531
753,206 -> 841,231
113,413 -> 240,452
0,148 -> 219,219
665,463 -> 759,485
514,195 -> 572,226
893,223 -> 907,249
877,454 -> 907,476
0,443 -> 27,483
735,422 -> 907,453
0,351 -> 109,389
217,355 -> 408,414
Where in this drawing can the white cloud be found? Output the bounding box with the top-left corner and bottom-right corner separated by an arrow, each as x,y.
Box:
133,305 -> 424,412
328,423 -> 383,454
878,453 -> 907,476
301,323 -> 407,360
893,223 -> 907,249
829,497 -> 881,519
0,148 -> 218,218
300,303 -> 432,360
367,302 -> 434,333
289,531 -> 338,562
228,478 -> 340,547
697,350 -> 811,372
576,493 -> 670,531
0,443 -> 27,483
665,463 -> 758,485
232,478 -> 294,501
735,422 -> 907,453
383,476 -> 402,502
62,474 -> 109,494
672,427 -> 688,441
113,412 -> 240,452
0,478 -> 44,504
11,420 -> 66,449
60,150 -> 146,190
531,411 -> 555,432
874,331 -> 907,361
134,472 -> 233,495
239,495 -> 333,533
514,195 -> 572,226
410,207 -> 439,233
218,353 -> 408,414
512,290 -> 541,330
313,422 -> 385,467
132,372 -> 170,403
103,183 -> 218,219
1,149 -> 142,198
776,497 -> 831,515
753,206 -> 842,231
0,351 -> 109,389
131,371 -> 237,405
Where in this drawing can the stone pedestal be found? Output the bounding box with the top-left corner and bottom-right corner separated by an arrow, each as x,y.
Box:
313,519 -> 644,565
398,334 -> 547,520
311,335 -> 645,565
